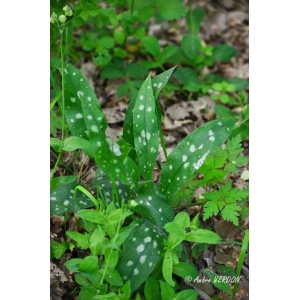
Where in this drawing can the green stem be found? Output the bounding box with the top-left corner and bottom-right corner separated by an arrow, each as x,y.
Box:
232,229 -> 249,300
51,29 -> 66,178
130,0 -> 135,14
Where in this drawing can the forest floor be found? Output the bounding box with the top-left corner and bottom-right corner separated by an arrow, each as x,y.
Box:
50,0 -> 249,299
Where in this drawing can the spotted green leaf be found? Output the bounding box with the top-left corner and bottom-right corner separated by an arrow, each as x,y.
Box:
159,118 -> 236,199
50,175 -> 77,192
64,64 -> 107,139
117,219 -> 167,292
133,73 -> 158,180
123,91 -> 138,148
92,136 -> 140,189
130,181 -> 174,227
92,168 -> 131,205
123,67 -> 176,149
50,183 -> 94,216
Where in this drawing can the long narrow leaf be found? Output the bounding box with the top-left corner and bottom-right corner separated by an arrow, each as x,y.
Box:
133,73 -> 158,180
159,118 -> 236,199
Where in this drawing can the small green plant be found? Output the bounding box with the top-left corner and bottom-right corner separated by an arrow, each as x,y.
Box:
172,134 -> 248,226
214,91 -> 249,140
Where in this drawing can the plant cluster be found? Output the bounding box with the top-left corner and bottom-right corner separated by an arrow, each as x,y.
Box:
50,2 -> 249,299
50,0 -> 249,139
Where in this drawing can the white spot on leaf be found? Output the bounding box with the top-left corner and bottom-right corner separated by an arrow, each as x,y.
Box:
75,113 -> 83,119
91,125 -> 99,133
140,255 -> 147,264
136,244 -> 145,253
77,91 -> 84,98
189,145 -> 196,152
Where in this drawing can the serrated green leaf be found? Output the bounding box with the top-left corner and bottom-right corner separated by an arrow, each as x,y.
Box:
141,36 -> 160,57
186,229 -> 221,244
181,34 -> 200,60
155,0 -> 186,20
221,204 -> 241,226
203,201 -> 219,220
79,4 -> 101,20
133,74 -> 158,180
117,219 -> 167,292
130,181 -> 174,227
50,182 -> 94,216
159,118 -> 236,199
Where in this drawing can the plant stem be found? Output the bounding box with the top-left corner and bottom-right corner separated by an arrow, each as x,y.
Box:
130,0 -> 135,15
51,29 -> 66,178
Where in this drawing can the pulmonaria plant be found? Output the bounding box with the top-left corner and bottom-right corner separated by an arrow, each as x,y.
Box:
50,61 -> 238,298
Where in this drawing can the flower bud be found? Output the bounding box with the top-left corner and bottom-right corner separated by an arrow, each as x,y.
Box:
63,5 -> 73,17
58,15 -> 67,23
50,12 -> 57,24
